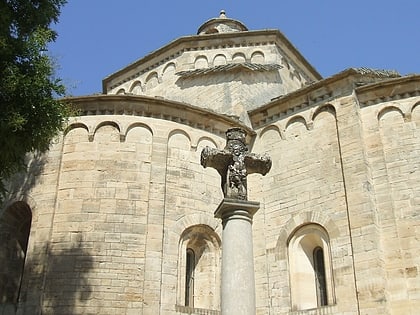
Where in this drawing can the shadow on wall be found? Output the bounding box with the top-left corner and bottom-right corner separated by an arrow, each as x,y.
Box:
17,239 -> 94,315
0,235 -> 94,315
41,239 -> 94,314
0,201 -> 32,312
1,151 -> 47,208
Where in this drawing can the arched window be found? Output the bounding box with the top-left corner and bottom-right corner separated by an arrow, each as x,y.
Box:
185,249 -> 195,307
288,224 -> 334,310
177,225 -> 221,311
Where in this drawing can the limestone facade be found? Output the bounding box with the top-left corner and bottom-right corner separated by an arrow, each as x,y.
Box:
1,12 -> 419,315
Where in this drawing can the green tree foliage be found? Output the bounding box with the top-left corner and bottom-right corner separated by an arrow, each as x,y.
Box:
0,0 -> 70,199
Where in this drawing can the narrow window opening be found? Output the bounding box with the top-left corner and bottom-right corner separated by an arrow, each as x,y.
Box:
178,225 -> 221,310
313,246 -> 327,306
288,224 -> 335,311
185,248 -> 195,307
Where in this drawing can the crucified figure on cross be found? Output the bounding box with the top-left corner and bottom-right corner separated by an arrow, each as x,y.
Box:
201,127 -> 272,200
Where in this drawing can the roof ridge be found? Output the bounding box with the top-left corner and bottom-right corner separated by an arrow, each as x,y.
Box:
176,62 -> 282,77
350,67 -> 400,77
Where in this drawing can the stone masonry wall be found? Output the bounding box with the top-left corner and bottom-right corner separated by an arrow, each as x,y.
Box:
361,95 -> 420,314
15,114 -> 226,315
250,101 -> 359,314
8,87 -> 420,315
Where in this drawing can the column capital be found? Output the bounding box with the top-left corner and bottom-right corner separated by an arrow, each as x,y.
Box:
215,198 -> 260,223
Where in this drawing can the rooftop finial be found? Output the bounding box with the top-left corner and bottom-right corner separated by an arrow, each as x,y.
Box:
197,10 -> 248,35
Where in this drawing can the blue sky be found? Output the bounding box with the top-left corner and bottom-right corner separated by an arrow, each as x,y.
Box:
49,1 -> 420,96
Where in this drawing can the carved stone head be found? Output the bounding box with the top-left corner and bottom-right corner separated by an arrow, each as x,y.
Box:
225,127 -> 248,156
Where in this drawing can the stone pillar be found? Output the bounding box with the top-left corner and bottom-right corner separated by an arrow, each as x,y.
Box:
201,127 -> 271,314
215,198 -> 260,315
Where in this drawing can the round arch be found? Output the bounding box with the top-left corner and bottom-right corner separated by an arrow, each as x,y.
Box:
377,105 -> 404,122
285,115 -> 309,131
287,223 -> 336,310
194,55 -> 208,69
312,104 -> 337,122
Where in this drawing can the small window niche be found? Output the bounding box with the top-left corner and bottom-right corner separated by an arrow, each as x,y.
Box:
288,224 -> 335,311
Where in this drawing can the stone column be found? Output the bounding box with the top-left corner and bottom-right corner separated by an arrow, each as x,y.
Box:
200,127 -> 271,315
215,198 -> 260,315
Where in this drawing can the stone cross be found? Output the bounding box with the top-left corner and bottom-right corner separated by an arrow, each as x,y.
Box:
201,127 -> 271,315
201,127 -> 271,200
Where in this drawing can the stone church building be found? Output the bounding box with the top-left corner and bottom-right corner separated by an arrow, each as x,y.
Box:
1,11 -> 419,315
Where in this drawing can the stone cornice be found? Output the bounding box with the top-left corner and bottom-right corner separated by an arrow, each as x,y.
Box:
102,29 -> 322,93
65,94 -> 254,138
355,74 -> 420,107
248,68 -> 403,129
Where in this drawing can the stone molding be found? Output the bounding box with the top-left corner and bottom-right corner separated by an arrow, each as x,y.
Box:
356,74 -> 420,107
214,198 -> 260,224
103,30 -> 322,93
65,95 -> 254,139
249,70 -> 416,129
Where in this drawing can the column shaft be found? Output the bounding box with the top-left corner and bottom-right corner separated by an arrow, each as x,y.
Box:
215,199 -> 260,315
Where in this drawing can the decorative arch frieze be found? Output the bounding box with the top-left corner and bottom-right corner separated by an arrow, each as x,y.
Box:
410,100 -> 420,114
410,100 -> 420,121
377,105 -> 405,122
145,71 -> 159,90
92,120 -> 124,142
167,130 -> 193,166
145,71 -> 158,82
105,34 -> 282,91
213,54 -> 227,66
162,62 -> 176,76
312,104 -> 337,122
251,51 -> 265,63
194,55 -> 208,69
232,52 -> 246,63
128,80 -> 143,94
94,120 -> 121,133
259,124 -> 284,141
285,115 -> 309,132
125,122 -> 154,140
168,129 -> 193,147
64,122 -> 90,138
195,136 -> 220,151
260,124 -> 281,138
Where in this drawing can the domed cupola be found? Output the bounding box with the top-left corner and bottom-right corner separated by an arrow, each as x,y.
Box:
197,10 -> 248,35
